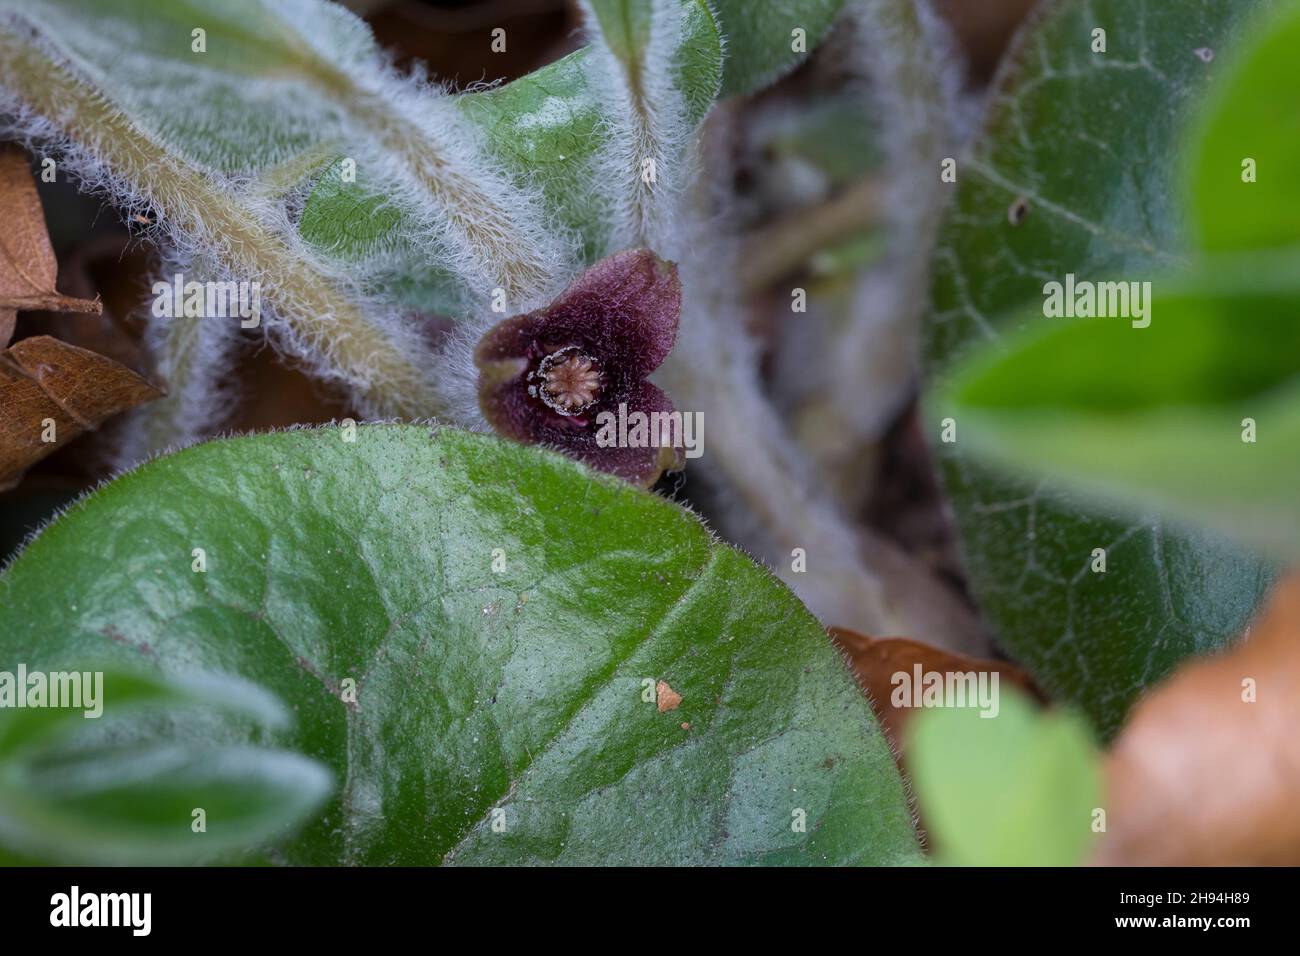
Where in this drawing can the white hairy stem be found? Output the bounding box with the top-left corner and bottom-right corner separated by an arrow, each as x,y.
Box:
663,269 -> 899,635
0,20 -> 441,430
244,0 -> 569,307
575,2 -> 914,633
670,215 -> 990,649
307,61 -> 569,309
823,0 -> 964,471
1,0 -> 570,455
114,252 -> 246,466
579,0 -> 696,253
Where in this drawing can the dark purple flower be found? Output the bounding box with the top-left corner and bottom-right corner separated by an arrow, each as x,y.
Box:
475,249 -> 684,487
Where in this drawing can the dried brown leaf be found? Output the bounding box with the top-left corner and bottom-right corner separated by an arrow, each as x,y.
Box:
0,143 -> 101,347
831,627 -> 1039,753
0,335 -> 161,490
1097,573 -> 1300,866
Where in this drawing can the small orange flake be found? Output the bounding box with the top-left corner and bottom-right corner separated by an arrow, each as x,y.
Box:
680,722 -> 690,730
656,680 -> 682,713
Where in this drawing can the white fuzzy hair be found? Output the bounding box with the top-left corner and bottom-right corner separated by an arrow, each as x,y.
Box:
831,0 -> 967,443
0,0 -> 580,459
578,0 -> 706,256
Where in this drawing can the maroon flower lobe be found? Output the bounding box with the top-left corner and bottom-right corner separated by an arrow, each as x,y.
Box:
475,249 -> 684,486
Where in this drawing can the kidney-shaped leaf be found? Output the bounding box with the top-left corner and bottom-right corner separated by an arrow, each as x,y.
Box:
936,262 -> 1300,560
924,0 -> 1275,737
0,425 -> 919,865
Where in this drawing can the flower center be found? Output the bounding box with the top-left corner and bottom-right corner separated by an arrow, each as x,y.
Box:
532,347 -> 602,416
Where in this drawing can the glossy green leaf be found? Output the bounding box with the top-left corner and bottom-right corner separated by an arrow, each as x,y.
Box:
711,0 -> 848,98
924,0 -> 1275,737
1188,1 -> 1300,252
0,668 -> 332,864
0,426 -> 920,865
908,690 -> 1101,866
937,262 -> 1300,559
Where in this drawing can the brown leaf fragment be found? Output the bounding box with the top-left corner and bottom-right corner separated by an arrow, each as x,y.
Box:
32,234 -> 155,374
831,627 -> 1040,754
0,144 -> 101,343
1096,573 -> 1300,866
656,680 -> 682,713
0,335 -> 161,490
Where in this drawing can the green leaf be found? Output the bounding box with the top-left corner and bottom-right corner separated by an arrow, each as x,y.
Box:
586,0 -> 722,128
0,668 -> 332,864
924,0 -> 1275,737
758,94 -> 886,190
300,47 -> 609,286
0,0 -> 458,420
0,426 -> 920,865
0,0 -> 375,173
1188,1 -> 1300,252
298,0 -> 724,300
937,261 -> 1300,559
0,667 -> 285,760
710,0 -> 848,98
908,690 -> 1101,866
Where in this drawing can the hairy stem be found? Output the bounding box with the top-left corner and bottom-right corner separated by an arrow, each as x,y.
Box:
246,1 -> 565,305
330,82 -> 562,304
823,0 -> 961,475
0,21 -> 438,419
666,109 -> 988,651
581,0 -> 695,252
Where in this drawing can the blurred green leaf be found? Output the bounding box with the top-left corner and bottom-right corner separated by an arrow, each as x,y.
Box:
924,0 -> 1274,738
0,426 -> 920,865
1188,1 -> 1300,252
937,262 -> 1300,558
0,667 -> 286,760
711,0 -> 847,98
0,668 -> 331,864
761,96 -> 885,190
936,1 -> 1300,561
908,690 -> 1101,866
809,232 -> 889,282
